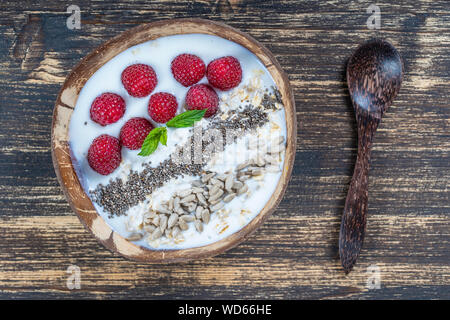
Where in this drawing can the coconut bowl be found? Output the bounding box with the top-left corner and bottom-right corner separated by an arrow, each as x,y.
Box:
51,18 -> 296,263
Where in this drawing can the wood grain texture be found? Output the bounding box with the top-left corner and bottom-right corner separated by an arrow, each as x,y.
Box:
0,0 -> 449,299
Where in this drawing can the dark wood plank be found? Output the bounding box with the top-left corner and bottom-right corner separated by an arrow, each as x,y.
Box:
0,0 -> 448,299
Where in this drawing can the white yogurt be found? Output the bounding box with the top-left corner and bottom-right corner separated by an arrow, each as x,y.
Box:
69,34 -> 287,250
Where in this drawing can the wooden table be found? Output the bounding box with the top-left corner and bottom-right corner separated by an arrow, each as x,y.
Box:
0,0 -> 448,299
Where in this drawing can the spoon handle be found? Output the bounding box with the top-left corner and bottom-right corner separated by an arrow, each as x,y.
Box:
339,115 -> 379,273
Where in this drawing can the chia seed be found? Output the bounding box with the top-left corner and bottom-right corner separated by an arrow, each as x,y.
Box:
261,86 -> 282,110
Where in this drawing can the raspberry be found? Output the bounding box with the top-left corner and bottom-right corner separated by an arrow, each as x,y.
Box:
87,134 -> 121,175
206,56 -> 242,91
90,93 -> 126,126
171,54 -> 206,87
148,92 -> 178,123
185,84 -> 219,118
121,63 -> 157,97
119,117 -> 154,150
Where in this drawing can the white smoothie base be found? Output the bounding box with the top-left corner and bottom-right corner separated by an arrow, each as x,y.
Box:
69,34 -> 287,250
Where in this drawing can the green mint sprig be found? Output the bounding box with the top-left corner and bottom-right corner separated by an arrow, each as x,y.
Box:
138,109 -> 206,156
138,126 -> 167,156
166,109 -> 206,128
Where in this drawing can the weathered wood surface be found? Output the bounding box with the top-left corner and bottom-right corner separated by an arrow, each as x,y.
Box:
0,0 -> 448,299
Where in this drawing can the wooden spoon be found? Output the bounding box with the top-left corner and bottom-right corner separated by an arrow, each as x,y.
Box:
340,39 -> 403,273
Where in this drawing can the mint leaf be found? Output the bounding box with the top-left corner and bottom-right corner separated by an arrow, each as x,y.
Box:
160,128 -> 167,146
138,127 -> 167,156
138,110 -> 205,156
166,109 -> 206,128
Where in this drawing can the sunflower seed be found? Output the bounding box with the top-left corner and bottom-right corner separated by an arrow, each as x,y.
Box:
164,229 -> 171,238
216,174 -> 227,181
209,185 -> 221,196
150,228 -> 162,240
178,189 -> 192,198
196,193 -> 207,206
157,205 -> 170,214
251,169 -> 263,176
168,213 -> 179,228
209,197 -> 222,205
255,156 -> 265,167
223,193 -> 236,203
209,189 -> 224,202
201,172 -> 215,183
210,202 -> 225,212
194,219 -> 204,232
168,198 -> 174,211
236,161 -> 250,171
237,170 -> 251,178
237,184 -> 249,195
192,187 -> 204,193
195,206 -> 204,219
232,181 -> 243,190
181,215 -> 195,222
175,206 -> 186,215
152,215 -> 160,226
180,194 -> 196,204
264,154 -> 278,165
174,197 -> 181,210
188,203 -> 197,212
127,233 -> 143,241
201,210 -> 210,224
172,226 -> 181,238
159,215 -> 168,232
144,225 -> 156,233
181,201 -> 193,208
145,211 -> 157,219
215,182 -> 225,190
250,158 -> 260,166
209,178 -> 223,187
224,175 -> 234,191
178,219 -> 189,231
238,175 -> 250,182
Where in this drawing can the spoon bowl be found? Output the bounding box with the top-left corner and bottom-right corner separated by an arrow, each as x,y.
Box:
347,39 -> 403,117
340,39 -> 403,273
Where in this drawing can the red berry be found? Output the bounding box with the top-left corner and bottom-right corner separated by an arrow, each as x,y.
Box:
206,56 -> 242,91
120,117 -> 154,150
121,64 -> 157,97
87,134 -> 121,175
185,84 -> 219,118
90,93 -> 126,126
171,54 -> 206,87
148,92 -> 178,123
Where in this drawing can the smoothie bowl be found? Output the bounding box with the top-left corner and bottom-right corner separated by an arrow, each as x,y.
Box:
52,19 -> 296,262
